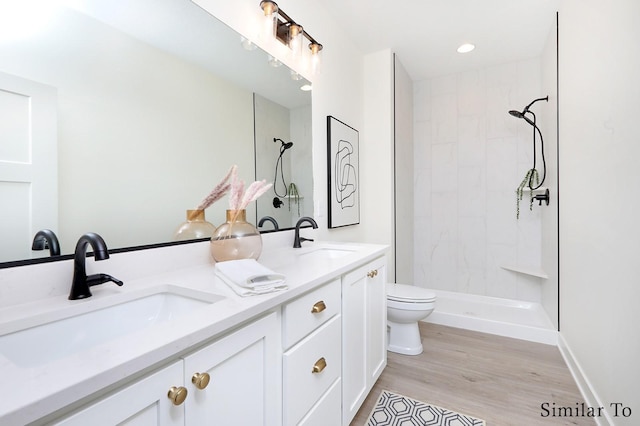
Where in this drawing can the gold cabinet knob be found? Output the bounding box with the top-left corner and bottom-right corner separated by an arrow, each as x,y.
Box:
312,357 -> 327,374
367,270 -> 378,278
191,372 -> 211,390
167,386 -> 188,406
311,300 -> 326,314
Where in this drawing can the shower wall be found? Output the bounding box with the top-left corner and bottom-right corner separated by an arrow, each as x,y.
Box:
413,58 -> 548,303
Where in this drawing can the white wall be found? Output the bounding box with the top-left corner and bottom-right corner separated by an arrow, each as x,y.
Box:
559,0 -> 640,423
413,58 -> 548,301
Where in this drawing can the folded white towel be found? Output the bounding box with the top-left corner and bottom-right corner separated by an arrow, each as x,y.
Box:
215,259 -> 287,297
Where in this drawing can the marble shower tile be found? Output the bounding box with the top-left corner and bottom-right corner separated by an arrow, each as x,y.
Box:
431,92 -> 457,144
413,79 -> 431,123
431,191 -> 458,243
486,190 -> 518,245
431,143 -> 458,192
458,166 -> 486,216
458,116 -> 486,167
457,69 -> 486,117
486,137 -> 518,192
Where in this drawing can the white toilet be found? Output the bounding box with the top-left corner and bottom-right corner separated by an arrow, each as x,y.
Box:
386,283 -> 437,355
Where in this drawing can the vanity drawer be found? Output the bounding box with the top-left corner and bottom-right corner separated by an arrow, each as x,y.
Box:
298,378 -> 341,426
283,315 -> 341,425
283,278 -> 340,348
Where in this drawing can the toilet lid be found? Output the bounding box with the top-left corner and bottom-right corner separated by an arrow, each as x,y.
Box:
386,283 -> 436,302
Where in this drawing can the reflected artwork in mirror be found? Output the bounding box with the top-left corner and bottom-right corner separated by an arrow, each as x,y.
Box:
0,0 -> 313,266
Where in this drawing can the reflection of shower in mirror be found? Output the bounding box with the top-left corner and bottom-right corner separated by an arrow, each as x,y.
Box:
273,137 -> 294,201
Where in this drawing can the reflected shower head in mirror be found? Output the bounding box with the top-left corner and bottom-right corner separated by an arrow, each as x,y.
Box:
274,137 -> 293,150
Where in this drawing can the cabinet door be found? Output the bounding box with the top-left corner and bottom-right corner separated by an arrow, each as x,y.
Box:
367,258 -> 387,384
342,256 -> 388,425
183,311 -> 281,425
341,264 -> 367,425
53,361 -> 185,426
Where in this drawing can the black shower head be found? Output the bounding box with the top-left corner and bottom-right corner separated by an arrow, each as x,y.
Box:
509,110 -> 535,126
274,138 -> 293,150
508,96 -> 549,124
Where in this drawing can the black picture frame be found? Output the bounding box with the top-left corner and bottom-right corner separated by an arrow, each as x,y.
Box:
327,116 -> 360,228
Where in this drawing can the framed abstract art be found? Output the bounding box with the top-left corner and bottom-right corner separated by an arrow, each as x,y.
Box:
327,116 -> 360,228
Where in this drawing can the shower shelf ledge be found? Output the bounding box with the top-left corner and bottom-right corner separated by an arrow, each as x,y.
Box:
500,264 -> 548,279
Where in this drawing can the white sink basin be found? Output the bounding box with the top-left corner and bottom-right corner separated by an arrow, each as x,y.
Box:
298,245 -> 358,260
0,286 -> 224,368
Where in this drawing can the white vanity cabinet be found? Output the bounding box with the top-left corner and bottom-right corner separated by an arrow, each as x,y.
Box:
282,278 -> 342,426
52,312 -> 280,426
342,257 -> 387,425
31,246 -> 389,426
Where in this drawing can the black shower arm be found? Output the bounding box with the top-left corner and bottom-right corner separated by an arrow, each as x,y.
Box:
523,96 -> 549,113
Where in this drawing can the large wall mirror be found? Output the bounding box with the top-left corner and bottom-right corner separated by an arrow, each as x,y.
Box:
0,0 -> 313,266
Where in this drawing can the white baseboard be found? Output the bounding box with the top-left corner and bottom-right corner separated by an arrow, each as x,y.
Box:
557,333 -> 614,426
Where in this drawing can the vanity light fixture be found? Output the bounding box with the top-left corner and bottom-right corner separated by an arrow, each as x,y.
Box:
457,43 -> 475,53
258,1 -> 323,71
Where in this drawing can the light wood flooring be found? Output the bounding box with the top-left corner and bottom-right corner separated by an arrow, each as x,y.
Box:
351,322 -> 595,426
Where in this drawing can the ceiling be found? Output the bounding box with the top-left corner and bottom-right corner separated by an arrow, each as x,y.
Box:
320,0 -> 559,81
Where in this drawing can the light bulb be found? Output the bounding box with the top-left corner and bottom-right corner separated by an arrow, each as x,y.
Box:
288,23 -> 303,57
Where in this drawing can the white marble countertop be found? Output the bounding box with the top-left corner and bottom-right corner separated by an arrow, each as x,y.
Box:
0,240 -> 387,425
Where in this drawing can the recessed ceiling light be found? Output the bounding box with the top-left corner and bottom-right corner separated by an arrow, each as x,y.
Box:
457,43 -> 475,53
300,84 -> 312,91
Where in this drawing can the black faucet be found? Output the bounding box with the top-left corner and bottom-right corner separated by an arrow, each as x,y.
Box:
258,216 -> 279,231
69,232 -> 123,300
293,217 -> 318,248
31,229 -> 61,256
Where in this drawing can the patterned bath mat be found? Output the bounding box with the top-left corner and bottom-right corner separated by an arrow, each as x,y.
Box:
366,390 -> 485,426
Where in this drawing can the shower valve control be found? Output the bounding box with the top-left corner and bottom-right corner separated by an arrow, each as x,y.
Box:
533,188 -> 550,206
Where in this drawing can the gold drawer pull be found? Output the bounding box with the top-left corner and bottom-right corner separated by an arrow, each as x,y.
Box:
367,269 -> 378,278
168,386 -> 188,405
312,357 -> 327,374
192,372 -> 211,390
311,300 -> 326,314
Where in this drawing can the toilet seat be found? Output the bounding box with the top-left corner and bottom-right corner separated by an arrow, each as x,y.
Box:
387,283 -> 436,303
